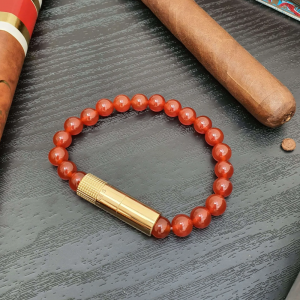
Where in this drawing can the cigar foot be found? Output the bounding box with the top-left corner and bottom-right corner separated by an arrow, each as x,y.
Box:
283,112 -> 294,124
264,100 -> 296,128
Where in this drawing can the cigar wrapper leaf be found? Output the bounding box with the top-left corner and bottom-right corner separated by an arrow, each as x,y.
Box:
0,0 -> 42,140
141,0 -> 296,128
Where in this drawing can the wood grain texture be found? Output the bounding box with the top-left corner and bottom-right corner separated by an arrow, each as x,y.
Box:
0,0 -> 300,299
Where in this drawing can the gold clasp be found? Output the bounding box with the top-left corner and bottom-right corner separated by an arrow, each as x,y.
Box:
77,174 -> 160,236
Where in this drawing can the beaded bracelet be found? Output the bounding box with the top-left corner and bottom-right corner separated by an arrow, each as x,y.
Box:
48,94 -> 233,239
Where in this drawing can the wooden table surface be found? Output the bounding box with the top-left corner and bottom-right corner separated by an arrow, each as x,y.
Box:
1,0 -> 300,299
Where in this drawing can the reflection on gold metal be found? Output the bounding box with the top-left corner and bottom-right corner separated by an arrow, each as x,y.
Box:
0,12 -> 30,45
77,174 -> 160,236
31,0 -> 41,13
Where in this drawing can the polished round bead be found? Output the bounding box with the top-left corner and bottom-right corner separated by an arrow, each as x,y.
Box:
53,131 -> 72,148
69,171 -> 86,191
178,107 -> 196,125
215,161 -> 234,178
48,147 -> 69,166
205,128 -> 224,146
57,161 -> 77,180
164,99 -> 182,117
96,99 -> 114,117
213,178 -> 233,197
64,117 -> 84,135
113,95 -> 131,112
212,143 -> 232,161
194,116 -> 212,134
80,108 -> 99,126
148,94 -> 165,112
190,206 -> 211,229
205,194 -> 226,216
152,216 -> 171,239
131,94 -> 148,111
172,214 -> 193,237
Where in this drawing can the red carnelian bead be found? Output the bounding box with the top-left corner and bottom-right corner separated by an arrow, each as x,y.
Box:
148,94 -> 165,112
164,99 -> 182,117
131,94 -> 148,111
212,143 -> 232,161
205,128 -> 224,146
69,171 -> 86,191
96,99 -> 114,117
213,178 -> 233,197
215,161 -> 234,178
194,116 -> 212,134
53,131 -> 72,148
80,108 -> 99,126
178,107 -> 196,125
172,214 -> 193,237
205,194 -> 226,216
64,117 -> 83,135
190,206 -> 211,229
152,216 -> 171,239
48,147 -> 69,166
57,161 -> 77,180
113,95 -> 131,112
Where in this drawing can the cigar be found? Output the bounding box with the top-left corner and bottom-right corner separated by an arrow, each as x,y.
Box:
0,0 -> 42,140
141,0 -> 296,128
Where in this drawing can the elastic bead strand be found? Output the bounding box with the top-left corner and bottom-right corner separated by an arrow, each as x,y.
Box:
49,95 -> 233,238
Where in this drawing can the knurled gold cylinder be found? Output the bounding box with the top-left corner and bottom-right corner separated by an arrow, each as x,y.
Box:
77,173 -> 161,236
